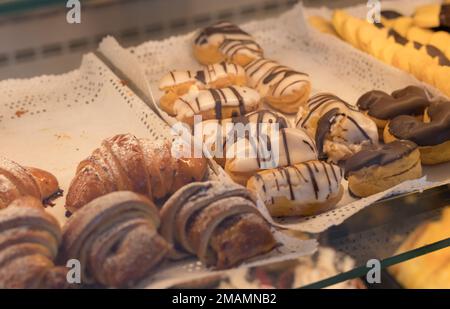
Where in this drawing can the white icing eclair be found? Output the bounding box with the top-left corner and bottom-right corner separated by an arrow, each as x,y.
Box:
296,93 -> 379,163
247,161 -> 344,217
225,127 -> 318,185
245,58 -> 312,114
159,62 -> 247,111
195,110 -> 290,165
193,21 -> 264,66
159,62 -> 247,91
166,86 -> 261,126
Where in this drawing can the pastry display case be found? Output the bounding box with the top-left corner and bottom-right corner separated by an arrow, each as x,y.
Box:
0,0 -> 449,290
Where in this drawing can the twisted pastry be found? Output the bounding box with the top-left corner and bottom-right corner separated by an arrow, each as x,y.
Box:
61,191 -> 169,287
244,58 -> 311,114
65,134 -> 208,213
160,181 -> 276,269
0,157 -> 61,209
0,196 -> 71,288
193,21 -> 264,66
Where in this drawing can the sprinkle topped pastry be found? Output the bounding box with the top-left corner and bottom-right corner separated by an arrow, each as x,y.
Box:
296,93 -> 378,163
244,58 -> 311,114
193,21 -> 264,66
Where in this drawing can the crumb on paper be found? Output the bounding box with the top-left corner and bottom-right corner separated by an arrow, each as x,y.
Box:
54,133 -> 71,140
120,80 -> 128,86
15,109 -> 28,118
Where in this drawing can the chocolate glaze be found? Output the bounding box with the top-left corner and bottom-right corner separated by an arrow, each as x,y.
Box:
425,45 -> 450,66
315,108 -> 339,160
344,140 -> 418,178
194,22 -> 250,45
357,86 -> 430,120
381,10 -> 403,19
388,29 -> 408,45
440,4 -> 450,28
388,99 -> 450,146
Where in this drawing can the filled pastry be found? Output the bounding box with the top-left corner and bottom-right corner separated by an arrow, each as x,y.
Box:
296,93 -> 378,163
160,85 -> 261,127
0,196 -> 72,288
344,140 -> 422,197
384,99 -> 450,165
65,133 -> 208,213
247,161 -> 343,217
61,191 -> 169,288
193,21 -> 263,66
244,58 -> 311,114
159,62 -> 247,109
0,156 -> 61,209
225,127 -> 318,185
196,109 -> 290,166
160,181 -> 276,269
357,86 -> 431,133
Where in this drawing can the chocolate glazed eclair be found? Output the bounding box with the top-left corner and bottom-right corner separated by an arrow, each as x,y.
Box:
344,140 -> 422,197
384,99 -> 450,165
357,86 -> 431,134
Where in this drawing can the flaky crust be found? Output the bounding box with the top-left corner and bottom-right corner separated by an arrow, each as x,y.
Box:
65,134 -> 208,213
61,191 -> 170,287
0,157 -> 60,209
160,181 -> 276,269
0,196 -> 66,289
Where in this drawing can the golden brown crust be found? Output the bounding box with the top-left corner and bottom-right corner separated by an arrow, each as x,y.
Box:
346,148 -> 422,197
0,196 -> 63,289
65,134 -> 208,213
0,157 -> 60,209
61,191 -> 169,288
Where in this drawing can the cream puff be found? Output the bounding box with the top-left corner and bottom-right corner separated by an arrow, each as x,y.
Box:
384,100 -> 450,165
296,93 -> 379,163
193,21 -> 263,66
225,127 -> 318,185
344,140 -> 422,197
357,86 -> 431,133
196,110 -> 290,166
247,161 -> 343,217
244,58 -> 311,114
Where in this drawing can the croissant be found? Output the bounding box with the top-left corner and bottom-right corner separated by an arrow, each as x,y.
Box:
160,181 -> 276,269
0,196 -> 72,288
0,157 -> 61,209
65,134 -> 208,213
60,191 -> 170,288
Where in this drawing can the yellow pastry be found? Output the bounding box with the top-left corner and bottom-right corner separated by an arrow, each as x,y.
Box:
331,9 -> 349,39
379,41 -> 403,65
413,4 -> 441,28
308,16 -> 338,37
406,26 -> 432,45
429,31 -> 450,53
391,17 -> 414,37
356,22 -> 387,52
341,15 -> 364,48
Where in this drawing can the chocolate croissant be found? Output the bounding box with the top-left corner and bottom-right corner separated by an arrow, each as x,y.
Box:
0,157 -> 61,209
160,181 -> 276,269
60,191 -> 170,288
65,133 -> 208,213
0,196 -> 70,288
